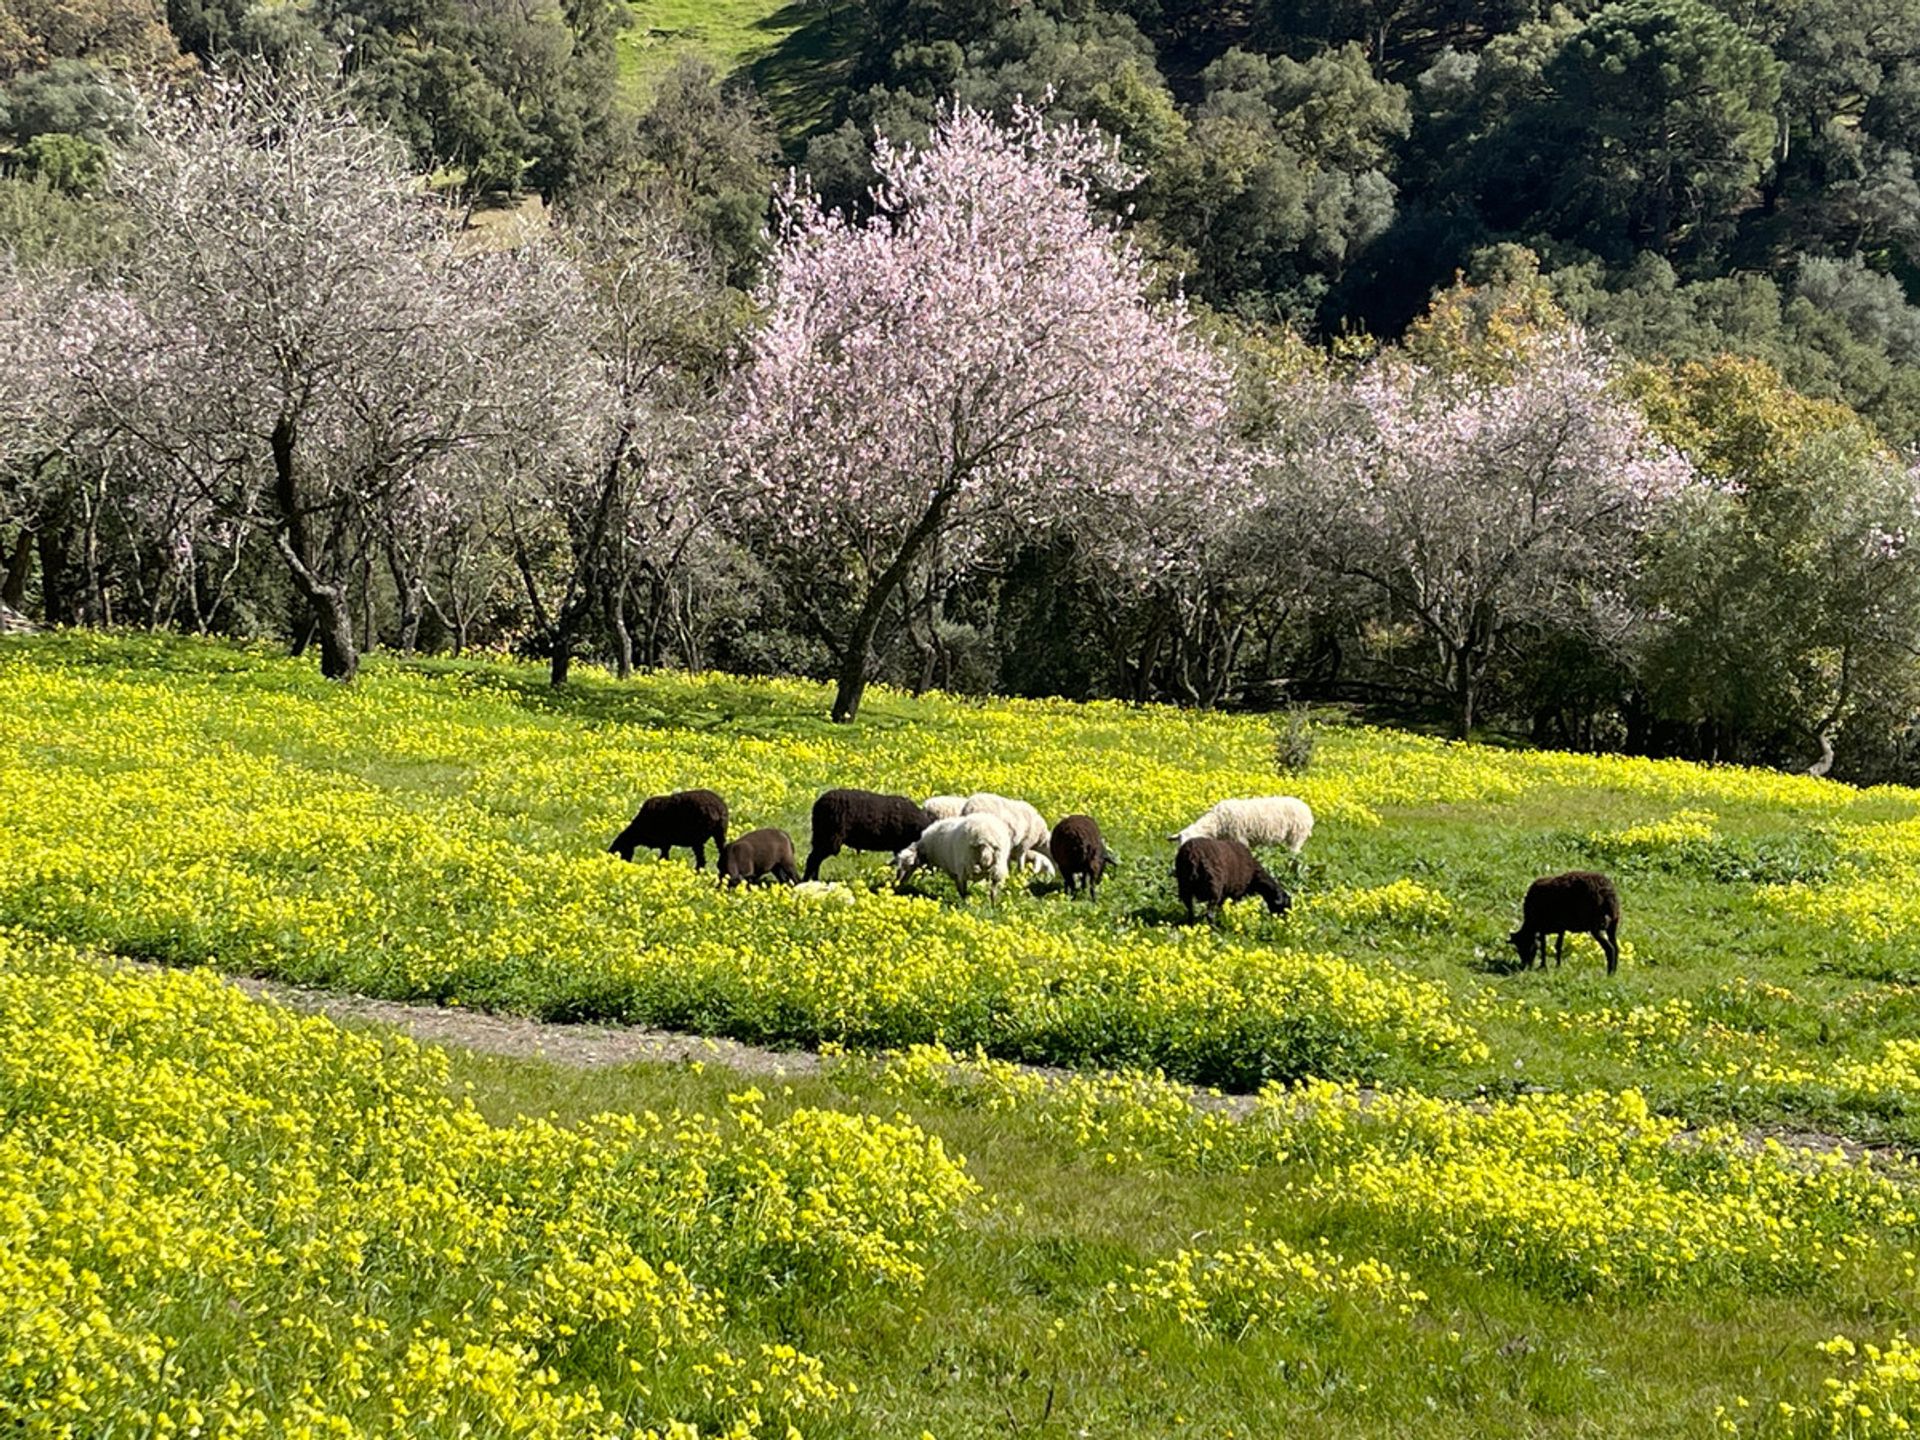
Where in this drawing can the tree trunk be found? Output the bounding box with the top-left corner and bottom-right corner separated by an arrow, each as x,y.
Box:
313,589 -> 358,681
1452,648 -> 1479,740
830,591 -> 888,723
269,415 -> 358,682
386,540 -> 425,656
607,581 -> 633,680
37,524 -> 77,626
829,489 -> 952,723
550,635 -> 572,687
1,528 -> 32,611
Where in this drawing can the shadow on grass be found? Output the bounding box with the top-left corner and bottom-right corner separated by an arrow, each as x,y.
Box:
410,658 -> 933,741
748,1 -> 865,141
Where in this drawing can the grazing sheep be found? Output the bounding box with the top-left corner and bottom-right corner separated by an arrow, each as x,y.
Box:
1174,837 -> 1291,924
804,789 -> 933,881
1169,797 -> 1314,859
894,813 -> 1016,901
1022,850 -> 1058,880
1050,814 -> 1111,900
609,789 -> 728,869
1511,871 -> 1621,975
718,828 -> 800,888
961,792 -> 1051,867
923,794 -> 969,820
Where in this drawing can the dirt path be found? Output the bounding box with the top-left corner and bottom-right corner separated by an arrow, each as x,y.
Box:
226,974 -> 825,1077
210,970 -> 1904,1162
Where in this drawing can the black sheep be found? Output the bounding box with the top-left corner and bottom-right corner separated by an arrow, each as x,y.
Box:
1050,814 -> 1111,900
1511,871 -> 1621,974
804,788 -> 932,881
608,789 -> 729,869
1174,837 -> 1290,923
719,828 -> 800,888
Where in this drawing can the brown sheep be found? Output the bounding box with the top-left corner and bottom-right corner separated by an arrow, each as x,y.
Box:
1511,871 -> 1621,974
608,789 -> 728,869
803,789 -> 933,881
1174,837 -> 1290,924
1050,814 -> 1111,900
718,828 -> 801,888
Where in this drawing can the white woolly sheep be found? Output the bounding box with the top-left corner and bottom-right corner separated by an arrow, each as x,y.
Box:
922,794 -> 969,820
1168,796 -> 1314,859
961,792 -> 1051,867
1021,850 -> 1058,880
894,813 -> 1016,901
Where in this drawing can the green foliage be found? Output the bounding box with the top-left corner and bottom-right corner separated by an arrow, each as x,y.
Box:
16,129 -> 104,190
1462,0 -> 1782,265
628,55 -> 778,282
1271,704 -> 1317,774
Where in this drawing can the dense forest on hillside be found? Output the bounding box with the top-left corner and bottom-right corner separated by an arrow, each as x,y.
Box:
8,0 -> 1920,776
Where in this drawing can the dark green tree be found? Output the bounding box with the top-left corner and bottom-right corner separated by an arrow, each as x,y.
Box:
1500,0 -> 1783,262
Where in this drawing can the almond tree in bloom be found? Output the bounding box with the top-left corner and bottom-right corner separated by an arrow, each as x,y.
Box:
730,100 -> 1237,723
1309,327 -> 1699,738
0,259 -> 75,622
497,213 -> 734,687
108,79 -> 581,682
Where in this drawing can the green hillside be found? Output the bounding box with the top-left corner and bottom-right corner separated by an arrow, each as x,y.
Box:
8,631 -> 1920,1436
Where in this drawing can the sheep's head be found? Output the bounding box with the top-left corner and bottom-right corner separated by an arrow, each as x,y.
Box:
1509,928 -> 1535,964
892,844 -> 920,885
1254,874 -> 1292,916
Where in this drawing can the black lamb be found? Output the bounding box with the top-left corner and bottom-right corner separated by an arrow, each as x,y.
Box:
1174,837 -> 1290,923
719,828 -> 800,888
608,788 -> 729,869
1050,814 -> 1111,900
803,788 -> 932,881
1511,870 -> 1621,974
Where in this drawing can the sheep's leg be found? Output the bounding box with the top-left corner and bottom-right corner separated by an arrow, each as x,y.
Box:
776,862 -> 799,886
803,842 -> 837,882
1599,926 -> 1619,975
658,846 -> 672,863
693,841 -> 707,870
1553,932 -> 1564,968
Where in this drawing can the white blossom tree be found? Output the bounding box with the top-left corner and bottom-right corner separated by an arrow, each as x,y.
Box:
107,78 -> 572,680
729,100 -> 1238,722
1307,328 -> 1699,737
496,213 -> 734,686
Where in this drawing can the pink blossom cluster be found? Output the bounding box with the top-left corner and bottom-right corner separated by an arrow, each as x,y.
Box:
727,100 -> 1238,589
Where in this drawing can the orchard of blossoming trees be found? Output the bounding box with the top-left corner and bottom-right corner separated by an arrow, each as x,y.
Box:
5,75 -> 1920,770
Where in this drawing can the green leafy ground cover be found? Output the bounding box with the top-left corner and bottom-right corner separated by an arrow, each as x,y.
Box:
11,631 -> 1920,1435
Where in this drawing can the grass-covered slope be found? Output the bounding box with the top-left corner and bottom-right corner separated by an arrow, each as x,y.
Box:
13,633 -> 1920,1435
8,630 -> 1920,1122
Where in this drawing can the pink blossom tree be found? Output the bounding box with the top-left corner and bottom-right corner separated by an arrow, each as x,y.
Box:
729,100 -> 1237,723
1307,328 -> 1699,738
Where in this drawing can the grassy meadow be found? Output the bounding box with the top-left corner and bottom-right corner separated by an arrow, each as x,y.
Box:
10,631 -> 1920,1435
615,0 -> 850,132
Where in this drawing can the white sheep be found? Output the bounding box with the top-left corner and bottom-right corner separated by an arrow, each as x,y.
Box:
922,794 -> 969,820
1169,796 -> 1314,858
961,792 -> 1050,867
894,813 -> 1016,900
1021,850 -> 1058,880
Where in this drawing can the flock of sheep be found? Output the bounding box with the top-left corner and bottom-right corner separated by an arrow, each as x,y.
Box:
607,786 -> 1623,973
